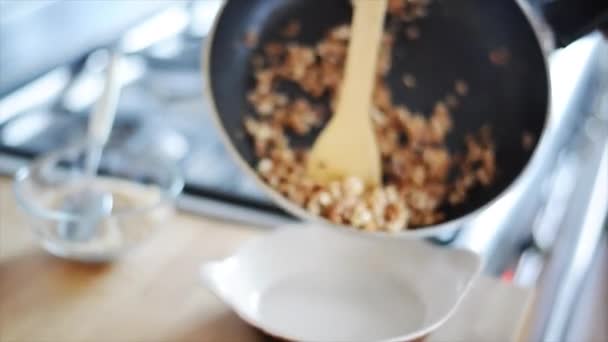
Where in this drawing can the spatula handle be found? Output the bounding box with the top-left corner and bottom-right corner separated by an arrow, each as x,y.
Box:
335,0 -> 387,122
88,52 -> 121,147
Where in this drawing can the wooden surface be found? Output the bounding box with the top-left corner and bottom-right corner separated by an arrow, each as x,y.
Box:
0,177 -> 269,342
0,176 -> 534,342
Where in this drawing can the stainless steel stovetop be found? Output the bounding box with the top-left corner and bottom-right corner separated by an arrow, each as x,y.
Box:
0,2 -> 606,341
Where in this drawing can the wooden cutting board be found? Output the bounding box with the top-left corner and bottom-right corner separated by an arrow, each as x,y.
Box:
0,177 -> 533,341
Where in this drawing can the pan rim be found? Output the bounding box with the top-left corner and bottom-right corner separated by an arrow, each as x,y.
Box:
201,0 -> 553,239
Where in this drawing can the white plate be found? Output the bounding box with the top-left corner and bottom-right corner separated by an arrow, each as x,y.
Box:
200,225 -> 481,342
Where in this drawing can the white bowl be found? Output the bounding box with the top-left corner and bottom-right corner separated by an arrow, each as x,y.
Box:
200,225 -> 481,342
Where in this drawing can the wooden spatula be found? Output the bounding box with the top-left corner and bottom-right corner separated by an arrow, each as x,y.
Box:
307,0 -> 387,187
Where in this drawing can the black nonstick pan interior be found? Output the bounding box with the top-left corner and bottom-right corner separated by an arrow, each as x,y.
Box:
206,0 -> 548,226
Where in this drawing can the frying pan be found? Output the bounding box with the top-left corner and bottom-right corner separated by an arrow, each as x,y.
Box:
203,0 -> 607,237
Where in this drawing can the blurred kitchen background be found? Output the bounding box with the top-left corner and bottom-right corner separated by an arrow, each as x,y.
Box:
0,1 -> 606,341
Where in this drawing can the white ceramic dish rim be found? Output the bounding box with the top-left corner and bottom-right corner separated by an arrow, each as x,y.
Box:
200,224 -> 482,342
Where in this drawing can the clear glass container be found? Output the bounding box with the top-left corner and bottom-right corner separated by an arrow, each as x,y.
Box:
13,142 -> 184,262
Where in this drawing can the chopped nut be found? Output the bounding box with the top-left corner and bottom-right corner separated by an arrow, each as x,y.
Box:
411,165 -> 426,186
283,98 -> 324,134
423,147 -> 450,181
318,191 -> 333,206
385,202 -> 409,232
325,203 -> 344,224
343,177 -> 365,197
408,189 -> 439,211
328,181 -> 343,200
264,42 -> 285,61
255,69 -> 275,94
445,94 -> 459,109
429,101 -> 452,143
454,80 -> 469,96
257,158 -> 274,175
405,25 -> 420,40
489,47 -> 511,66
522,131 -> 535,151
389,0 -> 431,21
352,203 -> 373,227
317,39 -> 347,65
374,82 -> 393,112
415,6 -> 428,18
329,25 -> 351,40
307,200 -> 321,215
281,20 -> 301,38
278,44 -> 316,81
388,0 -> 406,15
402,73 -> 417,88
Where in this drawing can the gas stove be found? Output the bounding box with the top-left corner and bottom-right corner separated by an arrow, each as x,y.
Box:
0,1 -> 291,224
0,2 -> 606,340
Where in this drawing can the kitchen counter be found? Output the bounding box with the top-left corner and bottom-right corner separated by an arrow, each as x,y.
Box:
0,175 -> 538,342
0,177 -> 268,342
0,3 -> 605,337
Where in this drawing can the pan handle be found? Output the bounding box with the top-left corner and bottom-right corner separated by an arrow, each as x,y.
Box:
538,0 -> 608,47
